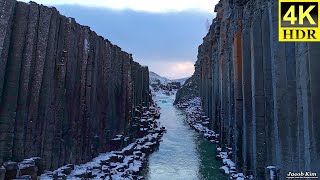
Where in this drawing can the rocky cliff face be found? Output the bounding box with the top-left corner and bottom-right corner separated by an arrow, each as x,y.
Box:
0,0 -> 151,172
177,0 -> 320,178
173,63 -> 200,105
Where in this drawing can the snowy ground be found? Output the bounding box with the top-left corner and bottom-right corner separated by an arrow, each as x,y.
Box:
39,106 -> 166,180
176,97 -> 248,180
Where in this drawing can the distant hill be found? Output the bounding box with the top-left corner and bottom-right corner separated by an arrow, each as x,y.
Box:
149,71 -> 171,85
172,77 -> 189,85
149,71 -> 190,96
150,71 -> 189,85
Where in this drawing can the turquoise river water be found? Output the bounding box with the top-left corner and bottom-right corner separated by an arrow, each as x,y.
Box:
142,94 -> 227,180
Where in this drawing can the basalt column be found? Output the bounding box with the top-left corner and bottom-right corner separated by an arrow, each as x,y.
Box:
176,0 -> 320,179
0,0 -> 151,171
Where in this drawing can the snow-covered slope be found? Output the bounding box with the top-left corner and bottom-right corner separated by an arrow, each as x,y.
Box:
172,77 -> 189,85
149,71 -> 190,97
149,71 -> 189,85
149,71 -> 171,85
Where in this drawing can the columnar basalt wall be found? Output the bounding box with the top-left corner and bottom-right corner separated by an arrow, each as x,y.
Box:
176,0 -> 320,179
173,61 -> 201,105
0,0 -> 150,171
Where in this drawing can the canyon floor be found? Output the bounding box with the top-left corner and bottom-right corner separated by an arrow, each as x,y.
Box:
142,92 -> 227,180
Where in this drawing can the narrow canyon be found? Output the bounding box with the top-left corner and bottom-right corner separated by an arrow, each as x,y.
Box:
0,0 -> 320,179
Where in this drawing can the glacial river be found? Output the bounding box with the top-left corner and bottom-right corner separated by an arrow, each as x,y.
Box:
142,94 -> 227,180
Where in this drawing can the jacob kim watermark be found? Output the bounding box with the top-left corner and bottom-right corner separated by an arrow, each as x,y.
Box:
287,171 -> 318,179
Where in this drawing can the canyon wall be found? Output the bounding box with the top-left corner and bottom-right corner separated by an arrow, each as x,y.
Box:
0,0 -> 150,171
177,0 -> 320,179
174,63 -> 200,105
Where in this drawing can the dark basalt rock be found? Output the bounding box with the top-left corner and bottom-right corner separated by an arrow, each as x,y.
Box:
0,166 -> 5,180
20,165 -> 38,180
3,161 -> 18,179
0,0 -> 151,176
59,164 -> 74,175
176,0 -> 320,179
74,171 -> 95,179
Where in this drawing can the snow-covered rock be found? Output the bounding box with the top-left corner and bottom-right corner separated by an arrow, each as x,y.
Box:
177,97 -> 252,180
149,71 -> 171,85
149,71 -> 188,97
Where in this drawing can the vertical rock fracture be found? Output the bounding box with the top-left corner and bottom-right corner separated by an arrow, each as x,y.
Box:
0,0 -> 151,172
176,0 -> 320,179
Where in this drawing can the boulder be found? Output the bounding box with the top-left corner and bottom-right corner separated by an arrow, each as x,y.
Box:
4,161 -> 18,179
74,171 -> 95,179
20,164 -> 38,180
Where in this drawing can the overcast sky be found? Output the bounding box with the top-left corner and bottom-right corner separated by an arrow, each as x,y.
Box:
20,0 -> 218,79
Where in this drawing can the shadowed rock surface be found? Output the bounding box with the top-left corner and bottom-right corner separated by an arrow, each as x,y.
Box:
173,64 -> 200,105
0,0 -> 151,173
176,0 -> 320,179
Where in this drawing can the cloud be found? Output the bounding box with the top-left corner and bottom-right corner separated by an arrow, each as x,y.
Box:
147,60 -> 195,79
49,5 -> 212,78
17,3 -> 216,79
21,0 -> 219,13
